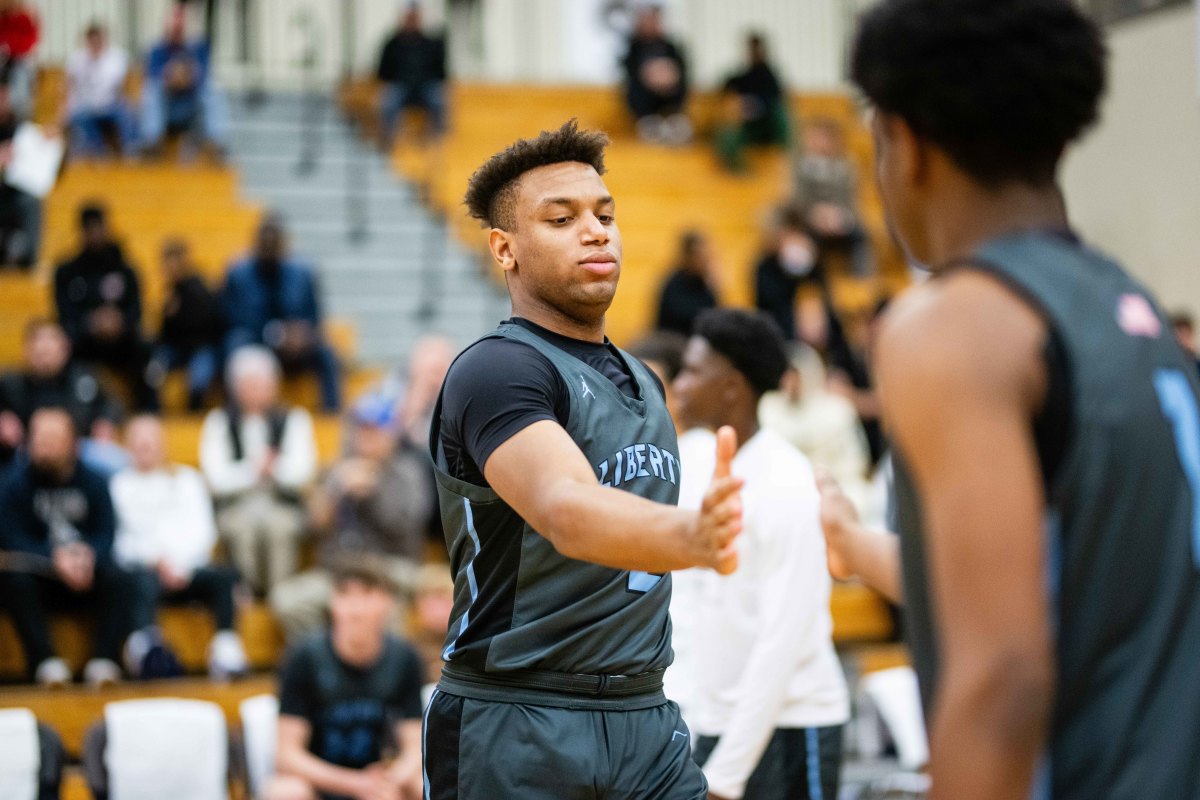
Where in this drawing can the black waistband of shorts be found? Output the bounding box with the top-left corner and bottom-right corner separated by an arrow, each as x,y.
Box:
439,664 -> 667,710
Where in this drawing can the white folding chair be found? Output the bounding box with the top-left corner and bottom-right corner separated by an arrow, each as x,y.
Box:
238,694 -> 278,800
857,666 -> 929,770
103,698 -> 228,800
0,708 -> 39,800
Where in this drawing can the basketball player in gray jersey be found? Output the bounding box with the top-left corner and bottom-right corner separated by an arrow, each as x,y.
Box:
820,1 -> 1200,799
423,121 -> 742,799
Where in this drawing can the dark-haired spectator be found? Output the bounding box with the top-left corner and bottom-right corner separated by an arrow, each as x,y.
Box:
0,319 -> 122,467
222,216 -> 341,412
270,392 -> 432,642
0,80 -> 43,269
0,0 -> 38,119
754,211 -> 821,340
200,346 -> 316,597
0,407 -> 143,687
622,6 -> 691,144
629,329 -> 689,432
655,230 -> 719,337
140,6 -> 229,159
790,120 -> 874,277
150,238 -> 224,411
715,33 -> 790,173
377,4 -> 447,149
113,415 -> 248,680
66,22 -> 135,158
1171,311 -> 1200,379
266,558 -> 424,800
54,203 -> 159,411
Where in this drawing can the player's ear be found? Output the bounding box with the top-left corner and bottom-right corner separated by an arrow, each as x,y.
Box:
489,228 -> 518,274
885,113 -> 927,189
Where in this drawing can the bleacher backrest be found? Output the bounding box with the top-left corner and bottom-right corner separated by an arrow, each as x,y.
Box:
0,708 -> 39,800
238,694 -> 278,800
102,698 -> 229,800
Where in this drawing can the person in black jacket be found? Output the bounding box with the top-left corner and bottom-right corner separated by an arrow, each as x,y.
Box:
150,237 -> 224,411
53,204 -> 158,411
655,230 -> 719,337
715,34 -> 790,172
376,4 -> 447,148
0,318 -> 122,466
754,210 -> 822,340
622,6 -> 691,144
0,407 -> 144,687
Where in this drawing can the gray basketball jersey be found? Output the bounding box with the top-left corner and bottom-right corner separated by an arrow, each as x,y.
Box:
894,231 -> 1200,798
432,322 -> 681,685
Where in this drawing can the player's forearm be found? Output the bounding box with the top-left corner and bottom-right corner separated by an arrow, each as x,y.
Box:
846,525 -> 903,604
277,745 -> 365,797
541,481 -> 706,572
928,658 -> 1053,800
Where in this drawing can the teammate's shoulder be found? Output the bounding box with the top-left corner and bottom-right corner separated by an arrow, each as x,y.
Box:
752,428 -> 815,487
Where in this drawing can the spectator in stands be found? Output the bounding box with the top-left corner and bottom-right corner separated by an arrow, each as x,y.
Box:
0,407 -> 142,687
150,237 -> 224,411
789,119 -> 874,277
629,330 -> 689,432
54,203 -> 159,411
270,392 -> 432,642
0,0 -> 37,119
0,318 -> 122,468
140,6 -> 229,159
266,558 -> 424,800
622,5 -> 691,145
392,334 -> 455,451
714,33 -> 790,173
760,343 -> 871,509
222,215 -> 342,412
113,414 -> 248,680
672,310 -> 849,800
65,21 -> 135,158
1171,310 -> 1200,378
655,230 -> 719,337
412,562 -> 452,683
200,346 -> 316,597
825,298 -> 887,467
754,209 -> 821,339
377,4 -> 448,149
0,80 -> 42,269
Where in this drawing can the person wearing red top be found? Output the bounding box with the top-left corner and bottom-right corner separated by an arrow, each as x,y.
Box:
0,0 -> 38,118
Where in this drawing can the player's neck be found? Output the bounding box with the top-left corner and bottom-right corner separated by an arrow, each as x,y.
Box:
728,410 -> 759,454
925,182 -> 1068,272
512,299 -> 606,344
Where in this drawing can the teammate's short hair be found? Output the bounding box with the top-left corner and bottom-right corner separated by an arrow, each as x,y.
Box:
693,309 -> 789,397
850,0 -> 1107,187
464,119 -> 609,231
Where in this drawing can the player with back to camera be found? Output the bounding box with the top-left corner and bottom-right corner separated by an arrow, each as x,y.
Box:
423,120 -> 743,799
820,1 -> 1200,798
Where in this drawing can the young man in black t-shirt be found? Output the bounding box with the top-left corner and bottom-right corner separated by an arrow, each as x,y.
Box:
267,559 -> 424,800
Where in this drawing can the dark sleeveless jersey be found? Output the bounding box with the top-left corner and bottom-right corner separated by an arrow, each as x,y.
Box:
430,321 -> 681,699
894,231 -> 1200,799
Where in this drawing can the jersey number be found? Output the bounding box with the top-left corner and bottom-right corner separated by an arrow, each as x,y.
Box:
627,571 -> 662,593
1153,368 -> 1200,567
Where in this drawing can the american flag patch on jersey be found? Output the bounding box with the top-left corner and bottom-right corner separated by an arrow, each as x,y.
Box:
1117,293 -> 1162,338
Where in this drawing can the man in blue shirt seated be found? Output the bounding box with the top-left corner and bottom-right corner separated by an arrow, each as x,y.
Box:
221,216 -> 342,412
0,407 -> 148,687
267,557 -> 425,800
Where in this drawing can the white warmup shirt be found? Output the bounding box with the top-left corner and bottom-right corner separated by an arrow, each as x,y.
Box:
111,465 -> 218,576
665,427 -> 717,724
66,45 -> 129,115
199,407 -> 317,500
680,428 -> 850,799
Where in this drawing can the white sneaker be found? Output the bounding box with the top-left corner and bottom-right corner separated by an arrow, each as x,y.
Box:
83,658 -> 122,688
208,631 -> 249,681
122,628 -> 153,677
34,657 -> 71,688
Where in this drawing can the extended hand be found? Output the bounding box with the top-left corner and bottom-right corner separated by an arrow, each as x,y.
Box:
695,426 -> 743,575
816,471 -> 857,580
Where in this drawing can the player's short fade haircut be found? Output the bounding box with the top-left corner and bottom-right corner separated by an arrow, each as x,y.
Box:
463,119 -> 609,231
851,0 -> 1107,187
693,308 -> 790,397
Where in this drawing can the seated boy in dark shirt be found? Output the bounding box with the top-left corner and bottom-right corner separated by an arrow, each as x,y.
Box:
267,557 -> 425,800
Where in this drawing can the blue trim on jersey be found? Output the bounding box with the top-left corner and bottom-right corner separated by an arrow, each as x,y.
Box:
627,571 -> 662,592
1030,755 -> 1051,800
422,688 -> 439,800
806,727 -> 824,800
1043,509 -> 1063,635
442,499 -> 482,660
1152,368 -> 1200,567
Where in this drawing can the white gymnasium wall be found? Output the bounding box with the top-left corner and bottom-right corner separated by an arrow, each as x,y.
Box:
30,0 -> 860,90
1062,2 -> 1200,312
